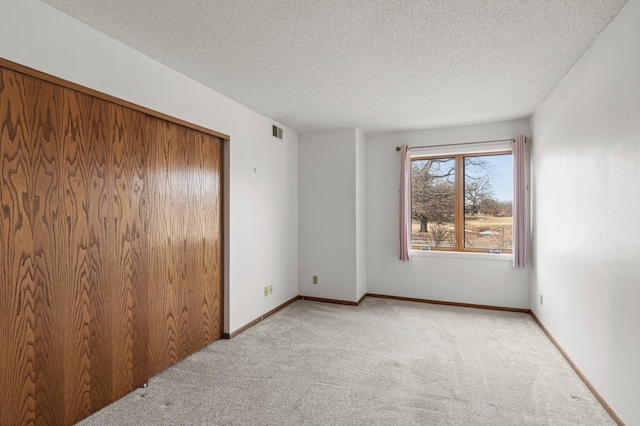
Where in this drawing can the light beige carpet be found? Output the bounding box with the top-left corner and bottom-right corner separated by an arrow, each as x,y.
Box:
78,298 -> 615,425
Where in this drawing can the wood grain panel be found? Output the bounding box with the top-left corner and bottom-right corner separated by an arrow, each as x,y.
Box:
183,129 -> 222,353
31,71 -> 66,426
147,117 -> 222,376
57,89 -> 151,423
0,68 -> 7,422
1,63 -> 223,425
147,117 -> 182,374
0,68 -> 66,425
108,103 -> 150,399
59,88 -> 94,423
196,130 -> 223,345
0,65 -> 34,426
84,94 -> 116,415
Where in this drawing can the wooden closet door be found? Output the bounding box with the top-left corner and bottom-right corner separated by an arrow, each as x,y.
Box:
0,64 -> 67,426
0,68 -> 151,424
147,117 -> 222,375
1,61 -> 223,425
53,88 -> 150,422
101,94 -> 150,403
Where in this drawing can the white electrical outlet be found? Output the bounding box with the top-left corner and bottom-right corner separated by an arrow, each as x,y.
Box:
269,285 -> 273,295
540,294 -> 544,306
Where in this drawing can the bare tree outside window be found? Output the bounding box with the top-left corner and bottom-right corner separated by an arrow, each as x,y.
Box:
411,157 -> 455,248
411,152 -> 513,252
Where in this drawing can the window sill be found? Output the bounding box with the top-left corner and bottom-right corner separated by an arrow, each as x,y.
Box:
410,250 -> 513,261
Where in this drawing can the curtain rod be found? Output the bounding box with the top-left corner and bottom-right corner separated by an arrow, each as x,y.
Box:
395,138 -> 516,152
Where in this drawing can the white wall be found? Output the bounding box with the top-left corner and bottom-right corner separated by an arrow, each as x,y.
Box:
531,0 -> 640,423
299,128 -> 365,302
355,128 -> 367,300
367,119 -> 531,308
0,0 -> 299,334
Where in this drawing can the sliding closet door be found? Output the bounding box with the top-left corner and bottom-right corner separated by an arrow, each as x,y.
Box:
0,65 -> 67,425
103,95 -> 151,402
0,67 -> 152,424
147,117 -> 222,376
1,61 -> 223,425
67,90 -> 151,416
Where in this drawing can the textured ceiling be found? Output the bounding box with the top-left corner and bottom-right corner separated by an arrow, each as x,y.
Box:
41,0 -> 627,134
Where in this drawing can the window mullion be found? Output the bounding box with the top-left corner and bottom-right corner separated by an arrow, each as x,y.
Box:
454,155 -> 464,251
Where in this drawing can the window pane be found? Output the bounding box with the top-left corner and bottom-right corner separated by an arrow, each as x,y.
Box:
411,157 -> 455,249
464,154 -> 513,251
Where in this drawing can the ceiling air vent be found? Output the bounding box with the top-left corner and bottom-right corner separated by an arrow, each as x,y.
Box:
272,125 -> 283,139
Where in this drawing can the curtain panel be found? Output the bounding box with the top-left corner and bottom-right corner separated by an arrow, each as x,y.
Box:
399,144 -> 412,261
513,135 -> 528,268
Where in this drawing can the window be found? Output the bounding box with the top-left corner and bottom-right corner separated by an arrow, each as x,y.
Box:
411,151 -> 513,253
